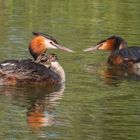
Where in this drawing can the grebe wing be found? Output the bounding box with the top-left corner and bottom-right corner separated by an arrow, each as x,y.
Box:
108,46 -> 140,65
13,59 -> 60,81
0,60 -> 20,72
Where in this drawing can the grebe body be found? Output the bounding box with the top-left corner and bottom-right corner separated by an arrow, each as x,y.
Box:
0,54 -> 65,85
0,32 -> 74,85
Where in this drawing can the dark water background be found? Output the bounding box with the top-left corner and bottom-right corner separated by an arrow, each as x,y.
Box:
0,0 -> 140,139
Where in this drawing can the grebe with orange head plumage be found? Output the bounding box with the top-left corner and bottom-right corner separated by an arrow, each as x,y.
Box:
29,32 -> 74,60
0,32 -> 74,85
84,36 -> 140,68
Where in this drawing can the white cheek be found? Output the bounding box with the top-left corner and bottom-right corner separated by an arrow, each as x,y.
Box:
1,63 -> 16,66
45,39 -> 57,49
51,62 -> 59,68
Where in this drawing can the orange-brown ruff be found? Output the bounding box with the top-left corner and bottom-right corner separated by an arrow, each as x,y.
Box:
84,36 -> 140,67
29,32 -> 74,60
0,32 -> 74,85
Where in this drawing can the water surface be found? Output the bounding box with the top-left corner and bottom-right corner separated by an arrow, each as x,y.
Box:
0,0 -> 140,139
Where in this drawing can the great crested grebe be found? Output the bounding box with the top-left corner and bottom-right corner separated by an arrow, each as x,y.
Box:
84,36 -> 140,68
0,32 -> 74,85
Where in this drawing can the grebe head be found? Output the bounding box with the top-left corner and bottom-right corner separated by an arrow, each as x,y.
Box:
36,53 -> 58,68
29,32 -> 74,60
83,36 -> 127,53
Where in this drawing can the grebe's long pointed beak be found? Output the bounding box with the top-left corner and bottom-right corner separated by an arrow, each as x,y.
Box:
83,43 -> 103,52
50,42 -> 74,52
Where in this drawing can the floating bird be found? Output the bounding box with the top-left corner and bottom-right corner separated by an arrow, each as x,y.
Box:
84,36 -> 140,68
0,33 -> 74,85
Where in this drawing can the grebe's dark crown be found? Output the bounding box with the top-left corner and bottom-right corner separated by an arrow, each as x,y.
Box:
97,36 -> 124,45
32,32 -> 59,44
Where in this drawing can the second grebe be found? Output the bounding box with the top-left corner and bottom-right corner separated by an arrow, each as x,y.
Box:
84,36 -> 140,68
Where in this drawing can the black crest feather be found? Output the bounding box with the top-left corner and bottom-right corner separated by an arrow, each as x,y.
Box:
32,32 -> 58,44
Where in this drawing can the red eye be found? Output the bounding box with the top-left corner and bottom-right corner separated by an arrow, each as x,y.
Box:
50,41 -> 53,45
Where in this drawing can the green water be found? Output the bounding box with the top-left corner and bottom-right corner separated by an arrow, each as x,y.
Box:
0,0 -> 140,139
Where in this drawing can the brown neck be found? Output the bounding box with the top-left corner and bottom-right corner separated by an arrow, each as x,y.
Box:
111,37 -> 127,52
